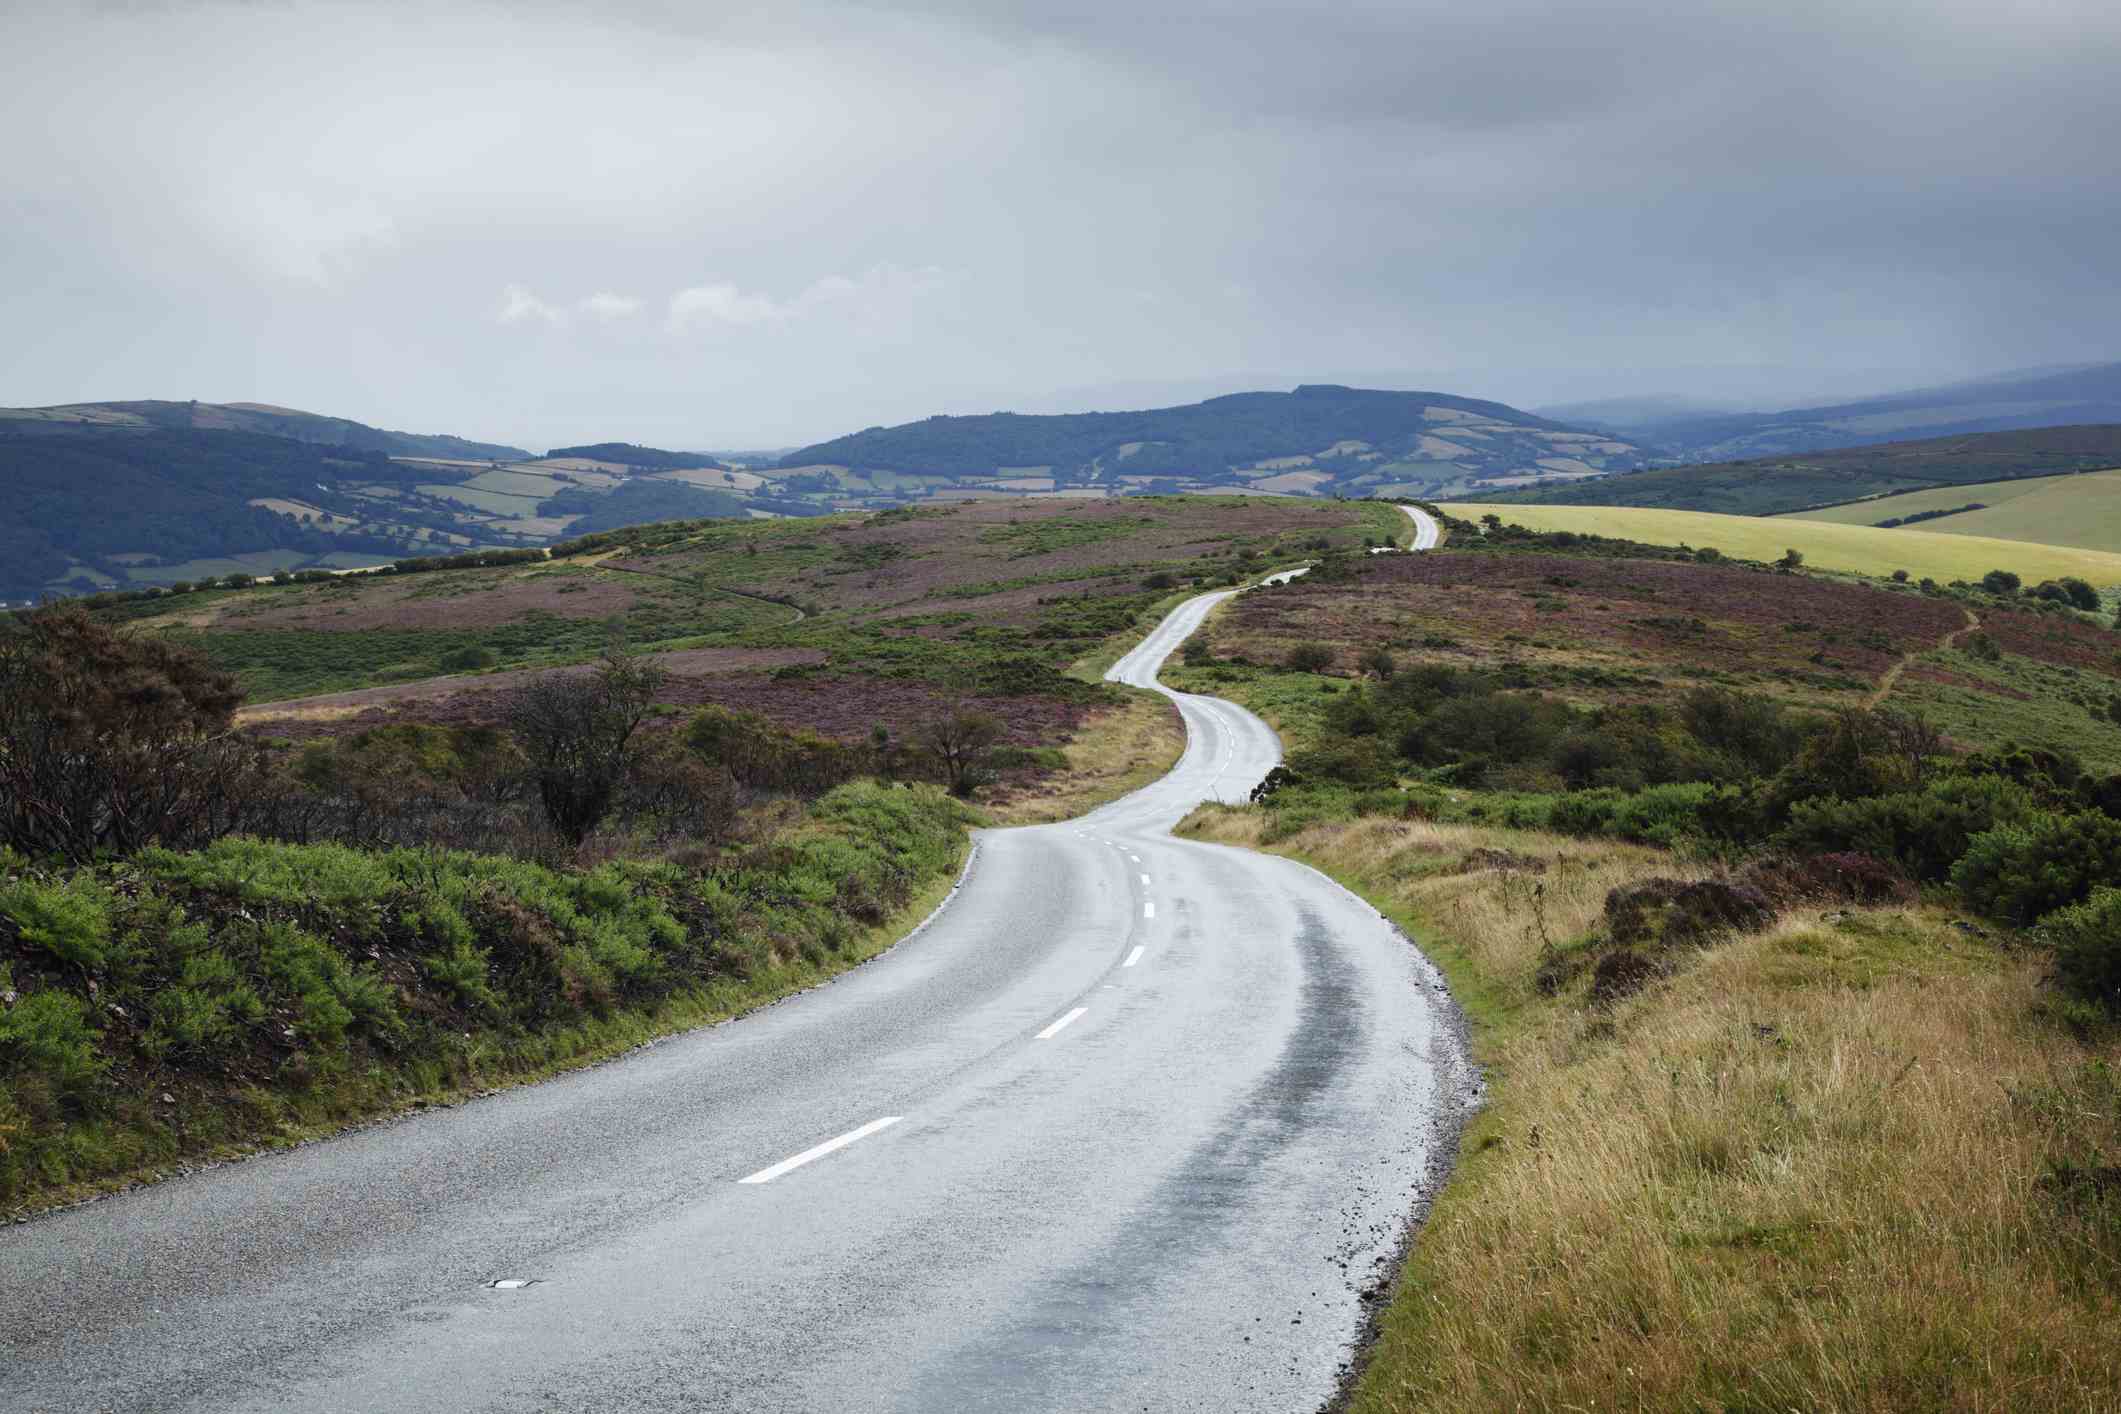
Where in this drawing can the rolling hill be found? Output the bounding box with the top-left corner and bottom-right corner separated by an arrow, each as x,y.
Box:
0,399 -> 529,461
1572,360 -> 2121,462
1779,467 -> 2121,551
1452,501 -> 2121,586
1468,424 -> 2121,518
771,384 -> 1649,501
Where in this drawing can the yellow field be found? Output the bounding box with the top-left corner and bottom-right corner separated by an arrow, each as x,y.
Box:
1782,466 -> 2121,552
1452,502 -> 2121,586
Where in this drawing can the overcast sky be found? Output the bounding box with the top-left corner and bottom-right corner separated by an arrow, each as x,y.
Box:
6,0 -> 2119,450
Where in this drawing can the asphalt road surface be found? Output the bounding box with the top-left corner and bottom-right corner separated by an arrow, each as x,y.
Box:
2,505 -> 1470,1413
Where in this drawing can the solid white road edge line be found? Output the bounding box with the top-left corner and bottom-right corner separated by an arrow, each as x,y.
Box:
737,1116 -> 903,1185
1036,1006 -> 1089,1040
1123,945 -> 1144,968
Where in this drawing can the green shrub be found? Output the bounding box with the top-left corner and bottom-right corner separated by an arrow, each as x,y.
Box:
2042,888 -> 2121,1013
0,876 -> 115,970
1781,777 -> 2036,882
1285,643 -> 1334,672
1953,811 -> 2121,926
437,645 -> 498,672
0,990 -> 106,1100
1982,569 -> 2022,595
146,952 -> 266,1060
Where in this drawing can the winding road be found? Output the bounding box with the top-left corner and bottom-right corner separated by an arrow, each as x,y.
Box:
2,506 -> 1468,1413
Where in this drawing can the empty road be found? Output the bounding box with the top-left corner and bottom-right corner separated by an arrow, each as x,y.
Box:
2,504 -> 1469,1413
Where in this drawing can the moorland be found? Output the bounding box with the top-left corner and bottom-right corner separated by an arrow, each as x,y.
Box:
7,486 -> 2121,1410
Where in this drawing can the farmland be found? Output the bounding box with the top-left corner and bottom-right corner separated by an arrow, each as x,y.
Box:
1450,502 -> 2121,586
1478,423 -> 2121,516
1783,466 -> 2121,551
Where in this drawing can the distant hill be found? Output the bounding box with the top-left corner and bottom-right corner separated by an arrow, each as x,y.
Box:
541,442 -> 727,471
0,427 -> 480,601
1469,424 -> 2121,518
1587,362 -> 2121,462
773,384 -> 1648,501
0,399 -> 529,462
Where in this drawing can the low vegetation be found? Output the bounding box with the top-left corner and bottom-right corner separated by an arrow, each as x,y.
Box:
0,783 -> 968,1208
1165,518 -> 2121,1408
1179,809 -> 2121,1410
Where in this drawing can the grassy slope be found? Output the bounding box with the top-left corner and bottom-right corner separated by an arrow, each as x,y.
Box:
1476,424 -> 2121,516
1178,809 -> 2121,1412
1,786 -> 974,1214
1454,502 -> 2121,586
1785,466 -> 2121,551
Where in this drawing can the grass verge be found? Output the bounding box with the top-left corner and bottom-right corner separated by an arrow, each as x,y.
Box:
1178,806 -> 2121,1412
980,689 -> 1186,826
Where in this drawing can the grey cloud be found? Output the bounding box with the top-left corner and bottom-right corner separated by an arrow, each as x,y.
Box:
4,0 -> 2118,448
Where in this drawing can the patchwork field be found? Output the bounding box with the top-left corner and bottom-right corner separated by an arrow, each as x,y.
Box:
1452,502 -> 2121,586
1782,466 -> 2121,550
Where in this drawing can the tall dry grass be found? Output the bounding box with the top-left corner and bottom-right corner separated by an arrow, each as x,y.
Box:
1183,808 -> 2121,1412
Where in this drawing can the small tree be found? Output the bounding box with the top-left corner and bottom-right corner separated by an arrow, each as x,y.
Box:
0,604 -> 261,859
506,647 -> 666,844
919,709 -> 1004,797
1981,568 -> 2021,596
1286,643 -> 1334,672
1777,548 -> 1804,570
1358,645 -> 1397,679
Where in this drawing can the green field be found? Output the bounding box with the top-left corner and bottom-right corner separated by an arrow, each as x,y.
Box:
1454,502 -> 2121,586
415,482 -> 545,516
465,468 -> 570,498
1782,467 -> 2121,551
119,550 -> 310,584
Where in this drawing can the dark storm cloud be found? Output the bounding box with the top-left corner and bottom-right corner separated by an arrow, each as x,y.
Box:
4,0 -> 2118,447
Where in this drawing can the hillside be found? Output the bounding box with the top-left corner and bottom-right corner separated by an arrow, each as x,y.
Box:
127,495 -> 1402,711
542,442 -> 729,471
1587,361 -> 2121,462
772,384 -> 1649,501
1470,424 -> 2121,517
0,424 -> 819,604
1450,502 -> 2121,587
1780,466 -> 2121,551
0,399 -> 528,461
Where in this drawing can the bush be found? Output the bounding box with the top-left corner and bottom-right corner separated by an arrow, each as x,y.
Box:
437,645 -> 498,673
2042,887 -> 2121,1012
0,604 -> 264,859
1953,811 -> 2121,926
1604,877 -> 1776,948
1781,776 -> 2036,882
507,648 -> 667,844
1740,852 -> 1915,907
1285,643 -> 1334,672
0,875 -> 115,970
0,989 -> 106,1102
1982,568 -> 2022,595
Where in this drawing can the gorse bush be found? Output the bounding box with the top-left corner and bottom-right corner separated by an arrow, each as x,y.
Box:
2041,888 -> 2121,1013
1952,811 -> 2121,927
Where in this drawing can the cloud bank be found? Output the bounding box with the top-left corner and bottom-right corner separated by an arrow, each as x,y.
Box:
4,0 -> 2117,448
